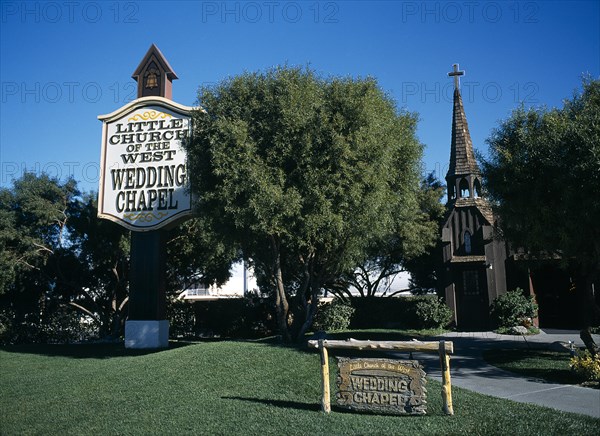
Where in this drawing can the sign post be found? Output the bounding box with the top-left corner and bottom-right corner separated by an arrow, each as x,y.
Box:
98,45 -> 193,348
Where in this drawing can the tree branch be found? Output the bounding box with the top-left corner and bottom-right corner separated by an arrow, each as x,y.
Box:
66,302 -> 100,324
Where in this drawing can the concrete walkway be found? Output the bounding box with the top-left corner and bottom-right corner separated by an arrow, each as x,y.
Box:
407,330 -> 600,418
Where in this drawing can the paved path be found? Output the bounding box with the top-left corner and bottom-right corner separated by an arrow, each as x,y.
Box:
405,330 -> 600,418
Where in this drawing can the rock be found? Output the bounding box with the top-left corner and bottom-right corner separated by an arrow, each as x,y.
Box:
549,341 -> 574,353
510,325 -> 528,335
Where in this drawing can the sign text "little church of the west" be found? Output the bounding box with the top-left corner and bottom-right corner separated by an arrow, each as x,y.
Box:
98,97 -> 194,231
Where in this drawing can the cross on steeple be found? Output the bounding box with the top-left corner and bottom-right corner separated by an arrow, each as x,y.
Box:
448,63 -> 465,90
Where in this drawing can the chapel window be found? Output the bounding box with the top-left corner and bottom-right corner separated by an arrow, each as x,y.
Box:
462,270 -> 480,296
464,230 -> 472,254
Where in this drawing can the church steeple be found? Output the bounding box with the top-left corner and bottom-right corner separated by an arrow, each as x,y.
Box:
445,64 -> 482,202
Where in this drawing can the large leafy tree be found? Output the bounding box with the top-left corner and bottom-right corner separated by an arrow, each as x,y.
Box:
0,173 -> 78,290
482,78 -> 600,344
186,66 -> 423,342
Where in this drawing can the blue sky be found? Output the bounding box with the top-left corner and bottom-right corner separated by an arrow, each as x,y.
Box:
1,1 -> 599,192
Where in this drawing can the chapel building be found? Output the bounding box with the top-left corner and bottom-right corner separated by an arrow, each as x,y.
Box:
438,64 -> 581,331
439,64 -> 509,330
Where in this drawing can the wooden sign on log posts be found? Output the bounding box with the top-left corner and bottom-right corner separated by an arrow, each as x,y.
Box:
336,358 -> 427,415
307,339 -> 454,416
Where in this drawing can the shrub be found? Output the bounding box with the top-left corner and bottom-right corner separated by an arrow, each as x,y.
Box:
168,299 -> 197,338
348,295 -> 451,329
570,350 -> 600,382
313,299 -> 355,332
40,306 -> 98,343
349,297 -> 406,328
490,288 -> 538,329
414,297 -> 453,329
0,309 -> 15,345
168,294 -> 275,339
0,307 -> 98,345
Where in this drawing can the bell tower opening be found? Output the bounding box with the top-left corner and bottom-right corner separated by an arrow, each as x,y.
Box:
459,178 -> 470,198
474,178 -> 482,198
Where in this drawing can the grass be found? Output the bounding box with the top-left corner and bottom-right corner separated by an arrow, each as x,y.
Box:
1,340 -> 598,435
483,348 -> 599,388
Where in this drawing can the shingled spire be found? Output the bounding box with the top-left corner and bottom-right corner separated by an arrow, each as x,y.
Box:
445,64 -> 482,202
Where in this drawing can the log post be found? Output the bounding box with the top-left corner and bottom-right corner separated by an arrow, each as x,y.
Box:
318,340 -> 331,413
439,340 -> 454,415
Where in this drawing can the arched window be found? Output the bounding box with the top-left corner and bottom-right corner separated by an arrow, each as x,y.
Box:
459,178 -> 469,198
473,178 -> 482,198
464,230 -> 472,254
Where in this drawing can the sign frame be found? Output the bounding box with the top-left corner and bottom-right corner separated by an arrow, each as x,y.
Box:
98,96 -> 195,232
336,357 -> 427,415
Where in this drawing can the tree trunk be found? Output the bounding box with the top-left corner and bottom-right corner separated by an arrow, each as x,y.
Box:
578,267 -> 599,356
295,282 -> 320,343
271,236 -> 291,342
580,328 -> 599,356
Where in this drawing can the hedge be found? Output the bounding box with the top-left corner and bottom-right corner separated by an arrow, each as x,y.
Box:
349,295 -> 451,330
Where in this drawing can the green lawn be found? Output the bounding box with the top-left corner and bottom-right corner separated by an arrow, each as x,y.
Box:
1,340 -> 598,435
483,348 -> 599,388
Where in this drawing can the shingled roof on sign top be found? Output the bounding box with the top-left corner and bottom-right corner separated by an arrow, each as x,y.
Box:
132,44 -> 178,81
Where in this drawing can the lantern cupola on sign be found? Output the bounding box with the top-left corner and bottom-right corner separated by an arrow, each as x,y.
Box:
132,44 -> 178,99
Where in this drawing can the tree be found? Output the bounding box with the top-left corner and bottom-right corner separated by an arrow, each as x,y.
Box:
166,216 -> 241,294
0,174 -> 133,340
0,173 -> 78,293
405,173 -> 446,294
186,66 -> 423,342
336,172 -> 445,298
64,193 -> 130,338
0,173 -> 237,343
0,173 -> 81,341
482,77 -> 600,350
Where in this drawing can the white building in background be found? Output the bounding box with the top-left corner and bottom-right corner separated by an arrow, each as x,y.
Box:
178,261 -> 259,301
178,262 -> 413,301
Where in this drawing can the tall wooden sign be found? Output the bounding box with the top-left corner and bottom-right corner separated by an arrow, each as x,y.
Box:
98,45 -> 193,348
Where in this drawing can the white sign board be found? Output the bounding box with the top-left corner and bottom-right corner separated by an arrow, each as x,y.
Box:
98,96 -> 194,231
